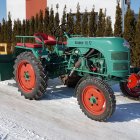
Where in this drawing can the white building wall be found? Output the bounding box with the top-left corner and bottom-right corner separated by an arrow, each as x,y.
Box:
48,0 -> 126,29
6,0 -> 26,21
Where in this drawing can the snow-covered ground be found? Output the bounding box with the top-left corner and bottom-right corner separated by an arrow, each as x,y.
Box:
0,79 -> 140,140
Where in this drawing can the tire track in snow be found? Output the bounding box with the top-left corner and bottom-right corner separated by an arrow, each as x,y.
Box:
0,116 -> 48,140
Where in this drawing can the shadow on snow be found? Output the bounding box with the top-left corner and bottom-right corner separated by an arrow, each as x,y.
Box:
109,103 -> 140,122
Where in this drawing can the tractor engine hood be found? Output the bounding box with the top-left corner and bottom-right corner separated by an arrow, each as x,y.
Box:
67,37 -> 130,52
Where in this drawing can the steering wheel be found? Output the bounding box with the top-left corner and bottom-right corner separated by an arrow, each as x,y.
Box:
53,23 -> 73,38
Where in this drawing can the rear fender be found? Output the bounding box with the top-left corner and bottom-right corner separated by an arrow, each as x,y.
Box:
14,46 -> 48,59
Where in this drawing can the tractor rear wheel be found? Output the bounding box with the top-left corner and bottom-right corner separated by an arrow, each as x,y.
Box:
76,77 -> 116,121
120,82 -> 140,100
14,52 -> 48,100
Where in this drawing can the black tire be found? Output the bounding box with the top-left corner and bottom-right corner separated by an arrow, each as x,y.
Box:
14,52 -> 48,100
76,77 -> 116,122
60,74 -> 81,88
75,76 -> 90,96
120,82 -> 140,100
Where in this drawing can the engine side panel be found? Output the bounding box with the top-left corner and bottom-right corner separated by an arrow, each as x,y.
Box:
67,37 -> 130,78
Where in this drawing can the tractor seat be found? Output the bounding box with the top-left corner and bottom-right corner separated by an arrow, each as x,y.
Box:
34,33 -> 57,45
34,33 -> 67,45
16,43 -> 42,48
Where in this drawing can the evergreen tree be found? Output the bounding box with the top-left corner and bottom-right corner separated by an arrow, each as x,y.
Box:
25,19 -> 30,36
132,9 -> 140,66
12,19 -> 22,43
89,7 -> 96,37
48,7 -> 55,35
1,18 -> 7,42
12,20 -> 18,43
29,16 -> 35,35
0,23 -> 2,42
61,5 -> 67,37
114,2 -> 122,37
124,5 -> 136,63
5,21 -> 8,42
104,16 -> 113,36
35,13 -> 39,32
17,19 -> 22,35
44,7 -> 49,33
67,9 -> 74,34
74,3 -> 81,34
103,10 -> 106,33
61,5 -> 67,24
96,9 -> 105,37
54,4 -> 60,29
38,10 -> 44,32
7,12 -> 12,43
81,9 -> 88,36
21,19 -> 26,35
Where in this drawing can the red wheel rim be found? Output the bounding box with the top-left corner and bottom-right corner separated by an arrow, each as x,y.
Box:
82,85 -> 106,115
17,60 -> 36,93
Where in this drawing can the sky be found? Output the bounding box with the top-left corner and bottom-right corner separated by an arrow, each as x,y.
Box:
131,0 -> 140,13
0,0 -> 140,22
0,0 -> 6,22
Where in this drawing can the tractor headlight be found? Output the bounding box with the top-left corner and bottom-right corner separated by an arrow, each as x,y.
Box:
73,49 -> 80,55
75,50 -> 79,54
123,40 -> 130,48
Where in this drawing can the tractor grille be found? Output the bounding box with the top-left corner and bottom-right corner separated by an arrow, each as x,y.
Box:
113,63 -> 128,71
111,52 -> 128,60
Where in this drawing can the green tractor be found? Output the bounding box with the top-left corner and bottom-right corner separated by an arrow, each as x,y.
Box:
0,24 -> 140,122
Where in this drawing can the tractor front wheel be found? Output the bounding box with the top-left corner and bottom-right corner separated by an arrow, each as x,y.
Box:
76,77 -> 116,121
14,52 -> 48,100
